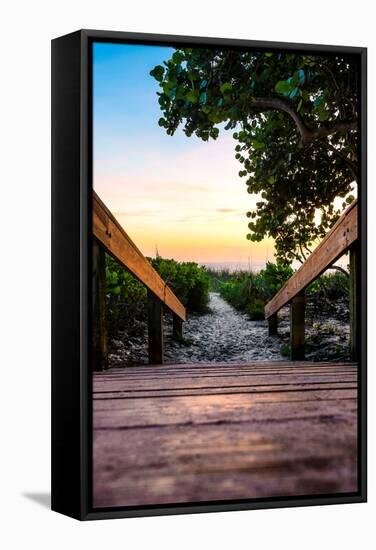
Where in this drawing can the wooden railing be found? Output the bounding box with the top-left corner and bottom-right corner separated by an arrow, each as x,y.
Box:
92,191 -> 186,369
264,200 -> 358,361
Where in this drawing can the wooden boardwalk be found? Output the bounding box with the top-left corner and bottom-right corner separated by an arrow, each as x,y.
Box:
93,361 -> 358,508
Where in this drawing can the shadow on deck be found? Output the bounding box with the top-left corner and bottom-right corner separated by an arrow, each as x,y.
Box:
93,361 -> 358,508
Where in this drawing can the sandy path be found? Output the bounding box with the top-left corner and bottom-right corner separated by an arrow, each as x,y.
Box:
109,292 -> 349,366
164,292 -> 283,363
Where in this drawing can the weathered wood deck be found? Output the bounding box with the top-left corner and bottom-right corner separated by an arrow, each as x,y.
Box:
93,361 -> 358,508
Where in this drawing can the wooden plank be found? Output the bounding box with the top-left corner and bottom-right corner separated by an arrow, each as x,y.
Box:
94,386 -> 356,405
93,419 -> 357,507
93,360 -> 356,372
93,393 -> 357,429
93,362 -> 358,507
93,364 -> 357,383
93,373 -> 356,393
93,362 -> 356,384
265,200 -> 358,318
93,191 -> 186,321
93,367 -> 356,381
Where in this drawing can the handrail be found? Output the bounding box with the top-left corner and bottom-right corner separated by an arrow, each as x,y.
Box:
264,200 -> 358,319
92,191 -> 186,321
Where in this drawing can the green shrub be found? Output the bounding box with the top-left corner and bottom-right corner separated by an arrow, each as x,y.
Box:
218,262 -> 349,322
307,270 -> 349,300
150,257 -> 210,312
246,298 -> 265,320
105,255 -> 147,339
280,343 -> 290,357
207,268 -> 233,291
219,262 -> 293,320
105,254 -> 210,339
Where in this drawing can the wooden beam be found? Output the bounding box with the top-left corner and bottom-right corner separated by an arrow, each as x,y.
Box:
349,243 -> 358,361
172,314 -> 183,341
92,240 -> 108,371
268,313 -> 278,336
290,292 -> 305,360
147,291 -> 164,364
265,200 -> 358,319
93,191 -> 186,321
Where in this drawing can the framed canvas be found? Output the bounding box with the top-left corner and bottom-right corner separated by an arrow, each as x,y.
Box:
51,29 -> 367,520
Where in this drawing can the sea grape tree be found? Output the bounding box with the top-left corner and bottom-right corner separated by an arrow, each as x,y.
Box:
150,49 -> 358,265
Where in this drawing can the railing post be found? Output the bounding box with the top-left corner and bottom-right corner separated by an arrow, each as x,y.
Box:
92,240 -> 108,371
172,314 -> 183,341
349,243 -> 358,361
147,290 -> 164,364
268,313 -> 278,336
290,291 -> 305,360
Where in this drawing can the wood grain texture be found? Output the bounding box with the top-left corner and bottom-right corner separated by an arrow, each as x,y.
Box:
265,200 -> 358,319
93,191 -> 186,321
93,361 -> 358,508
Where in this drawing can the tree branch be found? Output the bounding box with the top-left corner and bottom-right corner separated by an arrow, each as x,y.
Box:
322,141 -> 358,180
249,97 -> 357,145
327,265 -> 350,277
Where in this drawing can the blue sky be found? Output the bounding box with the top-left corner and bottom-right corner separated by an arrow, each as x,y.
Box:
93,42 -> 204,158
93,42 -> 272,267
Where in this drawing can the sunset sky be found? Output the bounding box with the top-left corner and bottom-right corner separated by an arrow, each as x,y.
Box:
93,42 -> 274,270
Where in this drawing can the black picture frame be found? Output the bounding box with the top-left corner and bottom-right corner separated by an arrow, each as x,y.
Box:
51,29 -> 367,520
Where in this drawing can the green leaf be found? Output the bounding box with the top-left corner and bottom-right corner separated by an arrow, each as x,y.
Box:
275,80 -> 293,96
172,51 -> 184,64
268,175 -> 275,184
297,99 -> 303,112
186,89 -> 199,103
295,69 -> 305,86
208,111 -> 223,123
150,65 -> 165,82
199,92 -> 207,105
252,140 -> 265,150
220,82 -> 233,94
314,95 -> 324,107
318,109 -> 329,121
